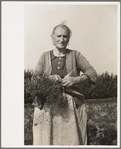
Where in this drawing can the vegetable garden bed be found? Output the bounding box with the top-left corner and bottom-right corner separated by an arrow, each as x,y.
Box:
24,97 -> 117,145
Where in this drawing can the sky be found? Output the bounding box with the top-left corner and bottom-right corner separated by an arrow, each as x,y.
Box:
24,3 -> 118,75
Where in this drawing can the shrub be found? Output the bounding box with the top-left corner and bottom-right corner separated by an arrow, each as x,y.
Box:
80,72 -> 117,99
24,69 -> 33,80
24,72 -> 68,109
24,70 -> 117,103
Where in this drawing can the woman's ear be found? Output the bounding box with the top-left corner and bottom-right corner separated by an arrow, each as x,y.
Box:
51,34 -> 53,40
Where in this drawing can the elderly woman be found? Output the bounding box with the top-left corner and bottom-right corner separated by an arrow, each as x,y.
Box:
33,24 -> 97,145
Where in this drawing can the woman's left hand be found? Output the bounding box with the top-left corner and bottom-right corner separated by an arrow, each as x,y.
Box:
62,76 -> 81,88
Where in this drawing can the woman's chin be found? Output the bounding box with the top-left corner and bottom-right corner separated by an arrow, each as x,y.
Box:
56,46 -> 67,50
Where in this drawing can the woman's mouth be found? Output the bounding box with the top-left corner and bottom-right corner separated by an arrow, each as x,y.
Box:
58,43 -> 64,45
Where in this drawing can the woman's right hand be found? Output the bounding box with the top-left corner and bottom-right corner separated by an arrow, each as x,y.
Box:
49,74 -> 62,82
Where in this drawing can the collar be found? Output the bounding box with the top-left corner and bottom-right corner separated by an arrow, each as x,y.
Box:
51,48 -> 66,61
53,47 -> 66,57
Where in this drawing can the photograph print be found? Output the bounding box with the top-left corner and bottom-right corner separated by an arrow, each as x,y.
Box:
24,2 -> 119,146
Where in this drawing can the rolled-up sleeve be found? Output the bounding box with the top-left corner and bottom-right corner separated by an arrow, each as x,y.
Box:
76,51 -> 97,83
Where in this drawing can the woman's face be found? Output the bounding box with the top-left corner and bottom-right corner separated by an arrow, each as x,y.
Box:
52,27 -> 70,50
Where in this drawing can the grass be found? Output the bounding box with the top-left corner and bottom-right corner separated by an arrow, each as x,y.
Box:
24,98 -> 117,145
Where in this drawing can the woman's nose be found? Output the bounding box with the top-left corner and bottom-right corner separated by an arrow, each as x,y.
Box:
60,36 -> 64,42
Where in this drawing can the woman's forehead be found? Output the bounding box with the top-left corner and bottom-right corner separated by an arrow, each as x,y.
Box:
54,28 -> 69,35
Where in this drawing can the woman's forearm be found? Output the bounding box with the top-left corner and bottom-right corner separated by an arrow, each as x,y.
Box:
75,74 -> 89,84
62,74 -> 89,87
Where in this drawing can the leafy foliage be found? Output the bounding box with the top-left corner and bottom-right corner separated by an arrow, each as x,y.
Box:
24,69 -> 33,80
24,99 -> 117,145
87,99 -> 117,145
24,70 -> 117,102
24,72 -> 67,109
24,104 -> 33,145
24,70 -> 117,145
79,72 -> 117,99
